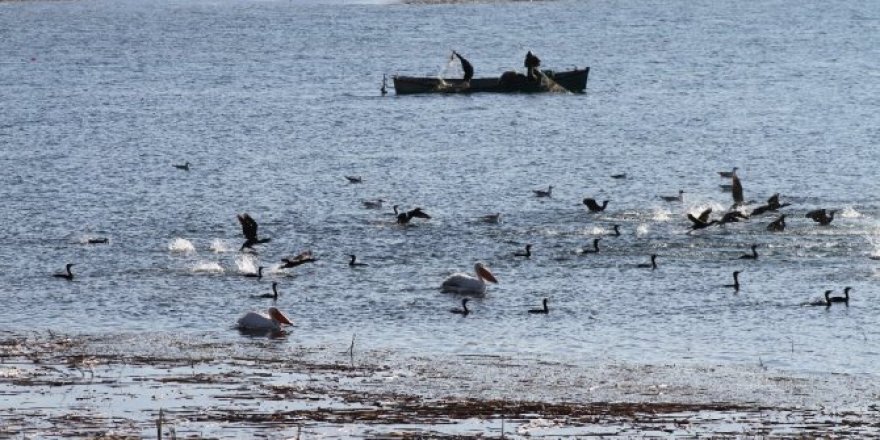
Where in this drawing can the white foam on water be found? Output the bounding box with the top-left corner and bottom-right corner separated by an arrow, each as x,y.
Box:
168,238 -> 196,253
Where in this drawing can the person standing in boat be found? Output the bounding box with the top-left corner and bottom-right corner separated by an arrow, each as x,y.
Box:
524,51 -> 541,81
452,51 -> 474,85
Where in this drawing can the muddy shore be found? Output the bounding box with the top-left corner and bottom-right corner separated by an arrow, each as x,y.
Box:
2,332 -> 878,438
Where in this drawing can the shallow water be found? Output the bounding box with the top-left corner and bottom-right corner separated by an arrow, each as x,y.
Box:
1,0 -> 879,377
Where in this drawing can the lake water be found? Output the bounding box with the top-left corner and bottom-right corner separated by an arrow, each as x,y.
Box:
1,0 -> 879,377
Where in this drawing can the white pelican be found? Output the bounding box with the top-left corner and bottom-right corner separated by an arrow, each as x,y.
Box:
441,262 -> 498,295
237,307 -> 293,331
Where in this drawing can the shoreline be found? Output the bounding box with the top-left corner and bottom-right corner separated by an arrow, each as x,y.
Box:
2,332 -> 878,437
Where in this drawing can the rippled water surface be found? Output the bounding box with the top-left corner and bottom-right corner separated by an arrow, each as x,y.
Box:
1,0 -> 879,375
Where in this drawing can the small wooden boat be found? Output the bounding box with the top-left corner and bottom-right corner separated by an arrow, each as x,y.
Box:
393,67 -> 589,95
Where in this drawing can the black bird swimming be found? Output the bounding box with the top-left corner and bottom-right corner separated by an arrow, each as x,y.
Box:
718,167 -> 738,178
610,224 -> 621,237
659,190 -> 684,202
724,270 -> 742,292
514,244 -> 532,258
244,266 -> 264,279
578,238 -> 601,254
86,237 -> 109,244
687,208 -> 717,230
532,185 -> 553,198
238,213 -> 271,250
281,250 -> 316,268
811,288 -> 850,307
637,254 -> 658,270
395,206 -> 432,225
53,263 -> 75,280
254,282 -> 280,300
528,298 -> 549,314
348,254 -> 368,267
381,74 -> 388,96
345,175 -> 363,184
767,214 -> 786,232
583,198 -> 610,213
450,298 -> 470,316
610,173 -> 627,179
806,209 -> 836,226
829,287 -> 852,306
173,162 -> 190,171
738,245 -> 759,260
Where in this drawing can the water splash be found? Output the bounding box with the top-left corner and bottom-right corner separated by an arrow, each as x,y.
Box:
651,209 -> 671,222
840,206 -> 862,219
636,224 -> 650,236
168,238 -> 196,253
210,239 -> 231,253
236,254 -> 258,274
866,228 -> 880,258
192,261 -> 224,273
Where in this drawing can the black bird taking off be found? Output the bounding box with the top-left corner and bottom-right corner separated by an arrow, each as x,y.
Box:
583,198 -> 610,212
238,213 -> 271,250
806,209 -> 835,226
395,206 -> 431,225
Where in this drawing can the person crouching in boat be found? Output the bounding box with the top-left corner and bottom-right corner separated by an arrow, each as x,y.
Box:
452,51 -> 474,86
524,51 -> 541,81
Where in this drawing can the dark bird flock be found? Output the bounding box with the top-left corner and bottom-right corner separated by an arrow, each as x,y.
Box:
53,165 -> 863,334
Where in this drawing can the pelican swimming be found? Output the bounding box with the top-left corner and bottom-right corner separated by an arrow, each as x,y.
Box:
532,185 -> 553,198
441,262 -> 498,295
528,298 -> 549,314
348,254 -> 368,267
345,175 -> 363,184
280,251 -> 316,268
724,270 -> 742,292
173,162 -> 190,171
637,254 -> 658,270
449,298 -> 470,316
238,213 -> 271,250
53,263 -> 75,280
806,209 -> 835,226
659,190 -> 684,202
514,244 -> 532,258
583,198 -> 609,213
237,307 -> 293,332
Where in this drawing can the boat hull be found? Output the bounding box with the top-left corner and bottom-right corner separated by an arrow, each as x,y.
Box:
393,67 -> 589,95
